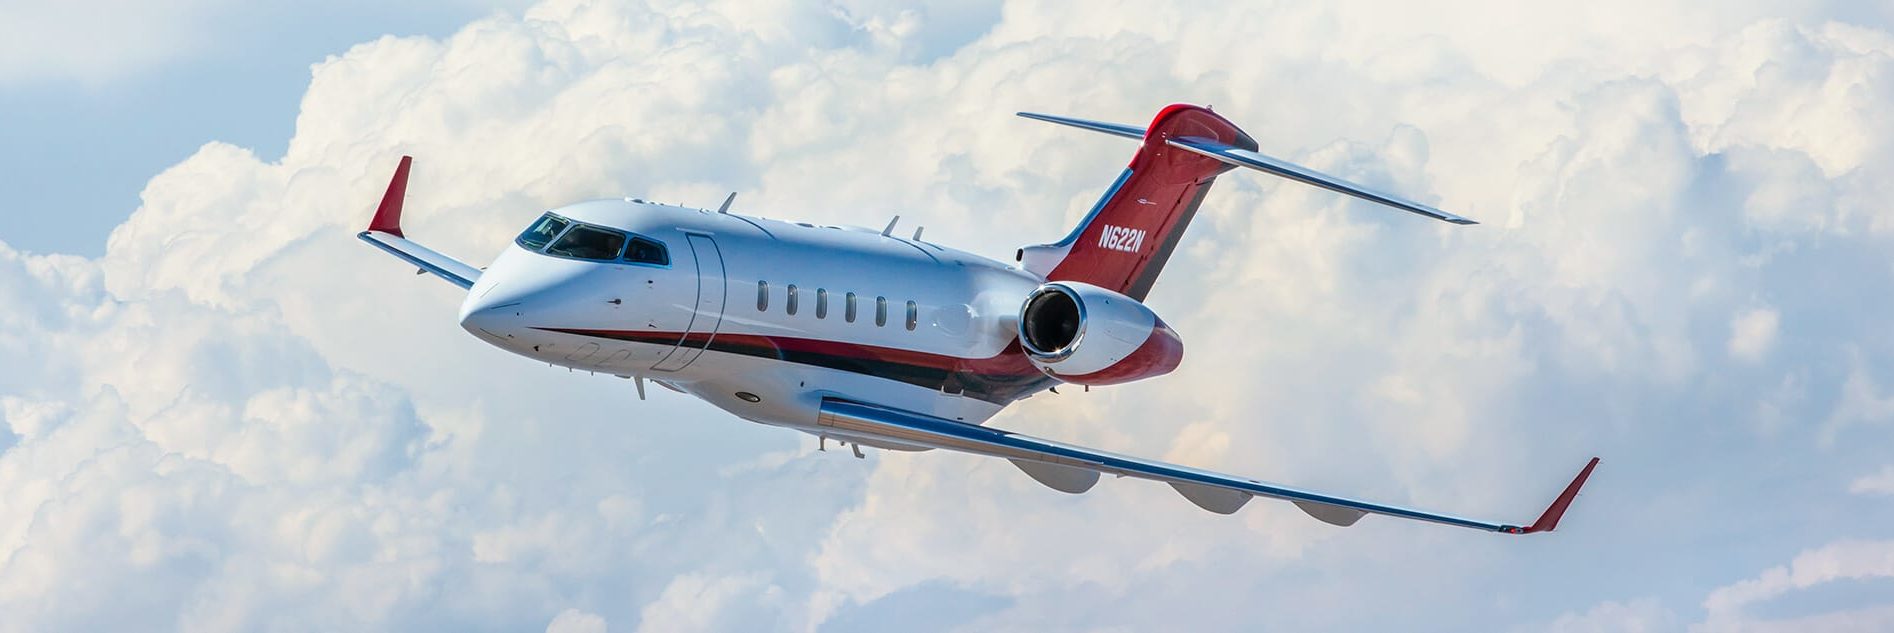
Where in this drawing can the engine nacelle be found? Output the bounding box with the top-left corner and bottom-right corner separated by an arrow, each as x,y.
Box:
1017,281 -> 1183,385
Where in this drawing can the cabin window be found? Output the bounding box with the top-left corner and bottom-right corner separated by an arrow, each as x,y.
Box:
905,301 -> 919,331
757,281 -> 768,311
516,214 -> 571,251
786,284 -> 799,315
875,296 -> 888,327
845,292 -> 858,323
546,225 -> 627,261
624,237 -> 669,265
815,288 -> 828,319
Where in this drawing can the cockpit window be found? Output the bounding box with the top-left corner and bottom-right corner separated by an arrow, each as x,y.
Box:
624,237 -> 669,266
546,225 -> 627,260
516,214 -> 571,251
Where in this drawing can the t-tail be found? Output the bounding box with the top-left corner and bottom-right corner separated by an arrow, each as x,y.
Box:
1016,104 -> 1475,300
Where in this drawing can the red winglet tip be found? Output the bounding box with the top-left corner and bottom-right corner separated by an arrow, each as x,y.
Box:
368,155 -> 412,237
1524,457 -> 1599,534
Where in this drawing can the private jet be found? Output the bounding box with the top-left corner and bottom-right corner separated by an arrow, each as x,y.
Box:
359,104 -> 1597,534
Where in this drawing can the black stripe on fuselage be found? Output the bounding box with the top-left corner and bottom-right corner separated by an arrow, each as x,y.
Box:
538,328 -> 1056,405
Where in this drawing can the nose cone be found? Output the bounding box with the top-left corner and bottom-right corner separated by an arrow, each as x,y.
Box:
459,281 -> 533,342
458,245 -> 604,347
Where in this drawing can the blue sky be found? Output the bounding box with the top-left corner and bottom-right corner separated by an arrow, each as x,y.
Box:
0,2 -> 529,256
3,1 -> 1894,632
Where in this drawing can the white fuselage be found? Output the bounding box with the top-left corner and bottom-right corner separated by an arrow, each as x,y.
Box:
458,199 -> 1054,446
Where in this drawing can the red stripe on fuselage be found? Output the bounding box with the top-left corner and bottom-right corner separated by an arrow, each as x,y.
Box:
538,328 -> 1056,404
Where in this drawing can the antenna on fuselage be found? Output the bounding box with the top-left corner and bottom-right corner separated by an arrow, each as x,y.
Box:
911,226 -> 924,241
716,192 -> 736,214
881,215 -> 900,236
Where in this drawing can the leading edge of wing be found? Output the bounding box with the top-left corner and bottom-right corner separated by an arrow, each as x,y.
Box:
1164,135 -> 1478,225
359,231 -> 480,289
818,398 -> 1597,535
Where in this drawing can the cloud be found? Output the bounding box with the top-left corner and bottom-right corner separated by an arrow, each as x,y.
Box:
1697,539 -> 1894,632
1534,599 -> 1677,633
545,608 -> 607,633
1851,466 -> 1894,496
3,0 -> 1894,631
1729,307 -> 1781,363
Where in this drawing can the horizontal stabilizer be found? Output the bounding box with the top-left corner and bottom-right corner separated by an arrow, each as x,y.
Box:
1165,135 -> 1475,225
1017,107 -> 1477,226
1015,112 -> 1146,140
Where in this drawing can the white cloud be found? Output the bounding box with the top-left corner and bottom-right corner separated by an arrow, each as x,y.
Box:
1698,539 -> 1894,632
1728,307 -> 1780,362
1535,599 -> 1677,633
3,0 -> 1894,631
1852,466 -> 1894,495
633,572 -> 786,633
545,608 -> 608,633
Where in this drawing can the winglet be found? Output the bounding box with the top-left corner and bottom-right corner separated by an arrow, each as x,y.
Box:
368,156 -> 412,237
1515,457 -> 1600,534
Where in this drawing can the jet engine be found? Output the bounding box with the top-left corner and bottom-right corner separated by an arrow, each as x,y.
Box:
1017,281 -> 1183,385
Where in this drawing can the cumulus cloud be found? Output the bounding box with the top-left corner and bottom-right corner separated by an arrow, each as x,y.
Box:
4,0 -> 1894,631
1697,539 -> 1894,632
1852,466 -> 1894,495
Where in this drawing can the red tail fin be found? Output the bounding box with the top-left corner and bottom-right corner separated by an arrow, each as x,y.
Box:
1020,105 -> 1254,300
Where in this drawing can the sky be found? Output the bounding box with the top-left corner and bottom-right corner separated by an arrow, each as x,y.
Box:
2,0 -> 1894,631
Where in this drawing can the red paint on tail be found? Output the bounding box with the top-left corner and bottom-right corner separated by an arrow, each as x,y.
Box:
1039,105 -> 1255,300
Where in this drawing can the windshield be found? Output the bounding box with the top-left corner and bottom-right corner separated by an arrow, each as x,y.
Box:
516,214 -> 570,251
515,212 -> 669,265
546,225 -> 627,260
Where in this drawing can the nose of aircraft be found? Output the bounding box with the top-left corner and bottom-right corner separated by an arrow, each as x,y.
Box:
459,282 -> 534,341
458,249 -> 605,346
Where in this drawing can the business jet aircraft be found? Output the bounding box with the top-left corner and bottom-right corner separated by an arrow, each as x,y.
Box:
359,104 -> 1597,534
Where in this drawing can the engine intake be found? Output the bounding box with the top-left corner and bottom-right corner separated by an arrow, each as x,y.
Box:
1020,285 -> 1085,358
1017,282 -> 1183,385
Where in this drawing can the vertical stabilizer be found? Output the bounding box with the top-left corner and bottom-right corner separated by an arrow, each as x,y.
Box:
1018,105 -> 1255,300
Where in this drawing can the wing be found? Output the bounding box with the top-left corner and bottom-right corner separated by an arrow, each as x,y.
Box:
818,398 -> 1597,534
355,156 -> 482,289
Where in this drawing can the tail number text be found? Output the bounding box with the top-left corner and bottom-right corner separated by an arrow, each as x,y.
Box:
1098,224 -> 1146,253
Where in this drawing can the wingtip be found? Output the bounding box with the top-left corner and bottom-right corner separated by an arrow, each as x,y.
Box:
1519,457 -> 1600,534
368,155 -> 412,237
